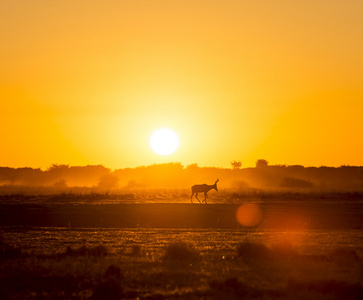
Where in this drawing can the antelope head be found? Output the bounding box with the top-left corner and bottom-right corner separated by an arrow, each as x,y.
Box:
214,179 -> 219,191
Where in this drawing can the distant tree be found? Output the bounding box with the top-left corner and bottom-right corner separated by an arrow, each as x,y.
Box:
256,159 -> 269,168
53,179 -> 68,188
186,163 -> 198,170
230,160 -> 242,170
47,164 -> 69,172
98,174 -> 119,189
289,165 -> 304,169
0,168 -> 19,185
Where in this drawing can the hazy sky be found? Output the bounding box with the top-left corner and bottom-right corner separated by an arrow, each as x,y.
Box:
1,1 -> 362,169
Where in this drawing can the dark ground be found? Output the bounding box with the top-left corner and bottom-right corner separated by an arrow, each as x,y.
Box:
0,202 -> 362,229
1,196 -> 363,299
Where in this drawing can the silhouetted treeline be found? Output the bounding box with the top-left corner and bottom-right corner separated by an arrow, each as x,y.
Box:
0,164 -> 109,187
0,163 -> 362,190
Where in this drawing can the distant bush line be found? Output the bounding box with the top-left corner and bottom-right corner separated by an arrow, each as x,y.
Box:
0,163 -> 362,191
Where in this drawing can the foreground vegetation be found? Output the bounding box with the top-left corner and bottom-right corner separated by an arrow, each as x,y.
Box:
1,228 -> 363,299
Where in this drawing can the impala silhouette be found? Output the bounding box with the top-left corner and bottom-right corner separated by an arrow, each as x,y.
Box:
191,179 -> 219,204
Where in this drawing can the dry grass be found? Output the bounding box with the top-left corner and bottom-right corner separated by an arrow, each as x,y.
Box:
1,186 -> 363,204
1,229 -> 362,299
62,245 -> 108,258
0,191 -> 362,298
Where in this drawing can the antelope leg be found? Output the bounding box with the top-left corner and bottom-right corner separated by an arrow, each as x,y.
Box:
195,193 -> 201,203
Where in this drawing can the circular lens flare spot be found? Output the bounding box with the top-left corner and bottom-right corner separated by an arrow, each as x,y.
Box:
236,204 -> 263,227
150,129 -> 179,155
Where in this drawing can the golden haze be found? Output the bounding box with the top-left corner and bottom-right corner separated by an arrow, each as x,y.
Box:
1,1 -> 362,169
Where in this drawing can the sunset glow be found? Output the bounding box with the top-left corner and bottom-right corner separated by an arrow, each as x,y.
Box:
1,1 -> 362,169
1,2 -> 363,295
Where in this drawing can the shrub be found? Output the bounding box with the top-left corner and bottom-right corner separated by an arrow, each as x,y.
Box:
53,179 -> 67,188
271,241 -> 298,259
236,241 -> 271,261
130,245 -> 142,256
209,277 -> 263,298
288,279 -> 363,298
230,160 -> 242,170
328,247 -> 360,261
97,174 -> 119,189
237,241 -> 300,261
0,235 -> 22,259
163,242 -> 200,261
256,159 -> 269,168
91,265 -> 125,299
104,265 -> 123,280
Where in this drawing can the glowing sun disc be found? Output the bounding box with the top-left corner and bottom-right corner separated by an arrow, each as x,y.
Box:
150,129 -> 179,155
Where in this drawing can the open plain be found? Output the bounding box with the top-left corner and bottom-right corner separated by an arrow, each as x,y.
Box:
1,192 -> 363,299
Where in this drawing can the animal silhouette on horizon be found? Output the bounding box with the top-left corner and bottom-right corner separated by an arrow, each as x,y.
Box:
191,179 -> 219,204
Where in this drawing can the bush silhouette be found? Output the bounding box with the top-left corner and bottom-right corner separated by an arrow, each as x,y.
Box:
256,159 -> 269,168
163,242 -> 200,261
236,241 -> 271,261
98,174 -> 119,189
230,160 -> 242,170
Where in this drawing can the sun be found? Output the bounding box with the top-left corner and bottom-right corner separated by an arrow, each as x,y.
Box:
150,129 -> 179,155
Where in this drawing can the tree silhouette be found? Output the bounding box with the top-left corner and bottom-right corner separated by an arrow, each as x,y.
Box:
98,174 -> 119,189
53,179 -> 68,188
230,160 -> 242,170
256,159 -> 269,168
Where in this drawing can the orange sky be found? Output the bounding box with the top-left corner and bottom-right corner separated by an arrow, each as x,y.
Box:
1,1 -> 362,169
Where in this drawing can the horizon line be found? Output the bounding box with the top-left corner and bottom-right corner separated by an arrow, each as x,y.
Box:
1,162 -> 362,171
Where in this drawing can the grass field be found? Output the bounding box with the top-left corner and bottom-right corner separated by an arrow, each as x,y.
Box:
1,193 -> 363,299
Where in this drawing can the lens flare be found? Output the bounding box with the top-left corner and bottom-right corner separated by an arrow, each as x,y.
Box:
236,203 -> 263,227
